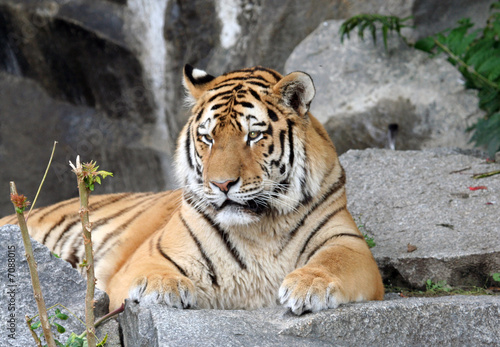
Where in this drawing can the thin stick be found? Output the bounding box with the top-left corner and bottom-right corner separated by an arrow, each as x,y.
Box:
27,141 -> 58,222
25,315 -> 42,347
10,182 -> 56,347
76,177 -> 97,347
94,303 -> 125,328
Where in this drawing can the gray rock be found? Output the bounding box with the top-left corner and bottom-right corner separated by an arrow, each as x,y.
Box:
285,20 -> 483,155
121,295 -> 500,347
0,0 -> 173,217
341,149 -> 500,288
0,224 -> 110,346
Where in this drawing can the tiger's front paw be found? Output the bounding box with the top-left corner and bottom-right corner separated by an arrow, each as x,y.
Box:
129,274 -> 197,309
279,267 -> 346,315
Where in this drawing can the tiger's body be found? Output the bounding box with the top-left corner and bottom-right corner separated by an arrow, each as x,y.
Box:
1,65 -> 384,314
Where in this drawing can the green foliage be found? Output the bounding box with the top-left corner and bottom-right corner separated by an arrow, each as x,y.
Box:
363,233 -> 376,248
340,2 -> 500,158
29,305 -> 107,347
425,279 -> 452,293
81,161 -> 113,192
492,272 -> 500,282
356,217 -> 376,248
340,14 -> 413,49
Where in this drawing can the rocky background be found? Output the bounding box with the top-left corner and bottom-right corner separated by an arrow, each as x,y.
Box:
0,0 -> 497,216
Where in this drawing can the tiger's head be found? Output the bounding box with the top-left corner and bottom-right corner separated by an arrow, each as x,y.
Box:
176,65 -> 338,228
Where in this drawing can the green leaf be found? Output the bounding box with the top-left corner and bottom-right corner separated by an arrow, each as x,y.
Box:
477,53 -> 500,76
488,63 -> 500,82
97,334 -> 108,347
492,273 -> 500,282
31,321 -> 41,330
414,36 -> 435,53
54,322 -> 66,333
56,312 -> 69,320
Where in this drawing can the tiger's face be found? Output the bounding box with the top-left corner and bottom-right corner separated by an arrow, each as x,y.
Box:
176,65 -> 319,227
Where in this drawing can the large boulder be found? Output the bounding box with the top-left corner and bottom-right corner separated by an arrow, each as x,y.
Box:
120,295 -> 500,346
0,0 -> 173,217
285,20 -> 484,155
341,148 -> 500,288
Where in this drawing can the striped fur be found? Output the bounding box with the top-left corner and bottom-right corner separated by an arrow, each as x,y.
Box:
0,65 -> 384,314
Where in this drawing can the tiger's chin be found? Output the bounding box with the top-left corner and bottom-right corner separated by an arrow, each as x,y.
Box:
214,205 -> 262,227
212,198 -> 267,227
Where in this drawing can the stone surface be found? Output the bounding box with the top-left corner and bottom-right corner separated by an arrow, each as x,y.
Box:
121,295 -> 500,347
341,148 -> 500,288
0,224 -> 110,346
285,20 -> 484,155
0,0 -> 173,217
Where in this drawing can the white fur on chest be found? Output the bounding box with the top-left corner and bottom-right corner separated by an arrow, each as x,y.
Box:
194,240 -> 295,309
181,208 -> 300,310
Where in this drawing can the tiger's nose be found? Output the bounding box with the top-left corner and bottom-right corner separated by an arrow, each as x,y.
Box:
211,179 -> 237,193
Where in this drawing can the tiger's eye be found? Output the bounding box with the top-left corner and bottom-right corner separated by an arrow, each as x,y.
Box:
248,131 -> 260,139
202,134 -> 213,144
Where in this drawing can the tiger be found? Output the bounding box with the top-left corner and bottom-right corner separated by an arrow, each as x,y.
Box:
0,65 -> 384,315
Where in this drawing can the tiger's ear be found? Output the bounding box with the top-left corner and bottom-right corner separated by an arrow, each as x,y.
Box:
272,72 -> 315,116
183,64 -> 216,100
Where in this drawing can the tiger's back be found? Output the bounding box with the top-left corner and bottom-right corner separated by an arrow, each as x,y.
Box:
0,191 -> 183,288
1,65 -> 384,314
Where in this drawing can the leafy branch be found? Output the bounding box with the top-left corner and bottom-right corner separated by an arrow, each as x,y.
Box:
10,182 -> 56,347
340,14 -> 413,49
69,156 -> 112,347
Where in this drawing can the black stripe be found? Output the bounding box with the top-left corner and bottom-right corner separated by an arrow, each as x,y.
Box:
208,90 -> 232,103
275,169 -> 346,256
267,144 -> 274,155
195,110 -> 203,122
187,199 -> 246,270
278,130 -> 286,162
238,102 -> 254,108
268,108 -> 279,122
249,88 -> 261,101
180,214 -> 218,286
250,66 -> 282,81
296,206 -> 347,266
305,231 -> 363,264
157,233 -> 188,276
211,103 -> 225,110
37,198 -> 79,223
247,81 -> 269,88
287,119 -> 294,167
185,120 -> 194,169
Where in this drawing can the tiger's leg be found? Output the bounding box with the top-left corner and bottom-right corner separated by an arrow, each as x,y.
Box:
106,233 -> 197,310
279,235 -> 384,315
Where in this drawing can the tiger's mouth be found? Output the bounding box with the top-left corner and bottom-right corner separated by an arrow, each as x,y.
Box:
217,198 -> 267,215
